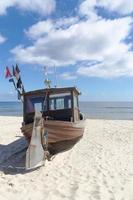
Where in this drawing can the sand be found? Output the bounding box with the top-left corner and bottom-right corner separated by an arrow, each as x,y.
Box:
0,116 -> 133,200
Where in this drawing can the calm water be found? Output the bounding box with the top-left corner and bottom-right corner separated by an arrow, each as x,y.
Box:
79,102 -> 133,120
0,101 -> 133,120
0,102 -> 23,116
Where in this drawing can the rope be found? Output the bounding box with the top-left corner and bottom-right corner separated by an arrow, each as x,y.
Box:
40,120 -> 48,151
0,165 -> 25,170
40,117 -> 51,161
40,89 -> 51,160
42,90 -> 48,114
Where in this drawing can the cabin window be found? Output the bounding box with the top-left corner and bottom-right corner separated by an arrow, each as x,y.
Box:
49,93 -> 71,110
34,102 -> 42,112
49,99 -> 55,110
49,98 -> 65,110
26,96 -> 46,113
68,99 -> 71,108
56,98 -> 64,109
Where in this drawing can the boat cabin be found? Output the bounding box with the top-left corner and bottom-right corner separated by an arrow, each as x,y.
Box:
22,87 -> 81,124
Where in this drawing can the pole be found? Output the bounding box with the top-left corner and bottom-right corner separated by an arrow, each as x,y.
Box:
54,65 -> 57,88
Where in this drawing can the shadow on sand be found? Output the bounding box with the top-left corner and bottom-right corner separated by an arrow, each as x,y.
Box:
0,137 -> 41,175
0,136 -> 83,175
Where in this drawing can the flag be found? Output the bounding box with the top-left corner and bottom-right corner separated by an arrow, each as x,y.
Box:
17,77 -> 22,89
12,65 -> 16,77
14,64 -> 25,92
9,78 -> 14,82
12,65 -> 20,80
5,67 -> 12,78
9,78 -> 22,100
9,78 -> 16,88
16,64 -> 20,73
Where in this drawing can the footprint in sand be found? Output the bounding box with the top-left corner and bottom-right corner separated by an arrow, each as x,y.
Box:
96,168 -> 101,174
90,185 -> 101,200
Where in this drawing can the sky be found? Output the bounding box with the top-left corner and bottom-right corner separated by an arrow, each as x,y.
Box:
0,0 -> 133,101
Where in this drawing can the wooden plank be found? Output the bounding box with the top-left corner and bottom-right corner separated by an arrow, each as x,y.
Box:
25,112 -> 45,170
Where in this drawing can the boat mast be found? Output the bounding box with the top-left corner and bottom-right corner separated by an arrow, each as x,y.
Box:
54,64 -> 57,88
42,66 -> 50,113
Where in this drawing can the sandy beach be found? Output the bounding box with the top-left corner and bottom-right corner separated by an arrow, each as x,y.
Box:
0,116 -> 133,200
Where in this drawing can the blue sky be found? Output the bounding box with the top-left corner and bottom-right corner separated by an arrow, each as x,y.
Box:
0,0 -> 133,101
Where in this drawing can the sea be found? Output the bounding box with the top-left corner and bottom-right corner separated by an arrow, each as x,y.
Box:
0,101 -> 133,120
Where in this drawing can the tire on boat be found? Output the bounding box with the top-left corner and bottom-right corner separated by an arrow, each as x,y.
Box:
79,112 -> 84,120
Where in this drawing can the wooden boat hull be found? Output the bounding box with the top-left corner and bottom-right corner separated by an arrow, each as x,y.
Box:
21,120 -> 85,154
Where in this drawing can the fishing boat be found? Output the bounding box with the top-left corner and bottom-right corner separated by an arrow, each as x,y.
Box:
21,86 -> 85,154
6,65 -> 85,169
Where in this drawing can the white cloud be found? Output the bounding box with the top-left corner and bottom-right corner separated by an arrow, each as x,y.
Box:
0,34 -> 6,44
11,17 -> 132,66
77,52 -> 133,78
79,0 -> 133,16
25,17 -> 79,40
98,0 -> 133,15
10,0 -> 133,79
55,17 -> 79,28
0,0 -> 56,15
25,20 -> 53,39
60,72 -> 77,80
79,0 -> 98,20
0,0 -> 16,15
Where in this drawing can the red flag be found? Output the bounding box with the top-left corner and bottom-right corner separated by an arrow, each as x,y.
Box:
5,67 -> 12,78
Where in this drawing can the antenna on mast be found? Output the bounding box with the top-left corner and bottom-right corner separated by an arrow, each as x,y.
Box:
44,66 -> 51,88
